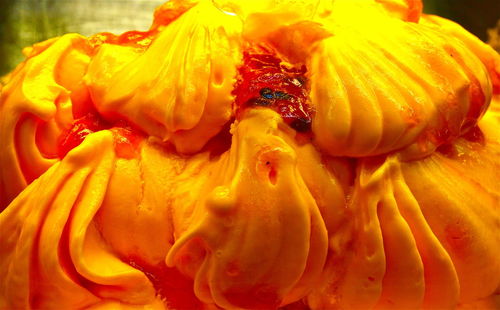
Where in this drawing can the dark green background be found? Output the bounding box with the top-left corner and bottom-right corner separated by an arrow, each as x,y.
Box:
0,0 -> 499,75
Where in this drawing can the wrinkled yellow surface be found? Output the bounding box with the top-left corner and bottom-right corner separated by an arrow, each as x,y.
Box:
1,0 -> 500,309
310,17 -> 491,157
0,34 -> 88,207
88,0 -> 242,153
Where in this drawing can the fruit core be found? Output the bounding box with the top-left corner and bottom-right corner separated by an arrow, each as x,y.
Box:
234,48 -> 313,132
57,113 -> 143,160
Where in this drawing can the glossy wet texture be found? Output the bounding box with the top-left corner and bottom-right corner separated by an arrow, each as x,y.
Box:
58,113 -> 143,159
234,48 -> 312,132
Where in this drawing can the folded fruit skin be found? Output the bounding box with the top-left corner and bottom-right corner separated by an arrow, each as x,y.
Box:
87,0 -> 243,154
0,34 -> 92,210
1,0 -> 500,309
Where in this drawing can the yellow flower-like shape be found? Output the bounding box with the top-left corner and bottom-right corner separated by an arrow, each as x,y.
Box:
1,0 -> 499,309
0,34 -> 91,208
88,0 -> 243,153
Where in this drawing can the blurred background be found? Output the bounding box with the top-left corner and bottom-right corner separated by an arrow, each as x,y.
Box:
0,0 -> 499,75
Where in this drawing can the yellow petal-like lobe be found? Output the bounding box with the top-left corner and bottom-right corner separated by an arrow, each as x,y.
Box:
420,14 -> 500,95
309,12 -> 492,158
88,0 -> 242,153
0,34 -> 91,210
96,140 -> 193,266
166,109 -> 345,309
238,0 -> 495,159
400,117 -> 500,303
308,107 -> 500,309
0,132 -> 160,308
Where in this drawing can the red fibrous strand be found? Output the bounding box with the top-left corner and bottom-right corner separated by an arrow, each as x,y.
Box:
234,47 -> 313,132
57,113 -> 143,159
57,113 -> 108,158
